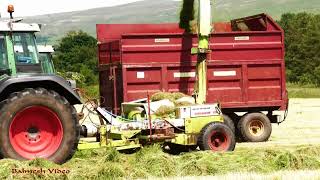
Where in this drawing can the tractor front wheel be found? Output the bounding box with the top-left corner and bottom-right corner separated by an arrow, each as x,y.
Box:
198,122 -> 235,151
0,88 -> 80,164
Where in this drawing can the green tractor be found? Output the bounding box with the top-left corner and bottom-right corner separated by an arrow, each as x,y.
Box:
0,5 -> 81,164
37,44 -> 77,89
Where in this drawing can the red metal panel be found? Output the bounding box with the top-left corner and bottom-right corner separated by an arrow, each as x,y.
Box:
97,14 -> 288,113
247,64 -> 282,102
99,66 -> 114,111
96,24 -> 184,43
207,64 -> 242,104
119,32 -> 283,63
121,34 -> 197,64
124,66 -> 162,101
166,65 -> 196,94
98,41 -> 120,64
99,65 -> 123,113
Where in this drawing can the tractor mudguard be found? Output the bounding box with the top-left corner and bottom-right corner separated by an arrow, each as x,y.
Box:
0,74 -> 81,105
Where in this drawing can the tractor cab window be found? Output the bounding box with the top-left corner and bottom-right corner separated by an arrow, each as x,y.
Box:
39,52 -> 55,74
13,33 -> 39,65
0,35 -> 8,70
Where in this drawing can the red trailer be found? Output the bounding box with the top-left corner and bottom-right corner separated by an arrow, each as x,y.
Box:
96,14 -> 288,142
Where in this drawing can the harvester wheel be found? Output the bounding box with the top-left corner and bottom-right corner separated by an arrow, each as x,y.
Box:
238,112 -> 272,142
198,122 -> 235,151
222,114 -> 235,133
0,88 -> 80,164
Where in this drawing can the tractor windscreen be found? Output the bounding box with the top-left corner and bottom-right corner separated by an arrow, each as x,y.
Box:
13,33 -> 39,65
13,33 -> 42,73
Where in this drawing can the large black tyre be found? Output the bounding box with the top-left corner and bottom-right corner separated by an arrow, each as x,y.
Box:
223,114 -> 235,133
198,122 -> 235,151
0,88 -> 80,164
237,112 -> 272,142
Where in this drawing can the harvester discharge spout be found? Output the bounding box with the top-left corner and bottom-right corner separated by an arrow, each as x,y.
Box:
181,0 -> 212,104
194,0 -> 212,104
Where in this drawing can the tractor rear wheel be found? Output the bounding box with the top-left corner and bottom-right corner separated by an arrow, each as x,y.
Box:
0,88 -> 80,164
198,122 -> 235,151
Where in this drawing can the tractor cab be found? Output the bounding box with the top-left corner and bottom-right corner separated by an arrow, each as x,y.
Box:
0,6 -> 44,76
0,24 -> 43,76
38,45 -> 55,74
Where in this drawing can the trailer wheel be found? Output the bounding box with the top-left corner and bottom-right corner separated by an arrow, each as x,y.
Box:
0,88 -> 80,164
198,122 -> 235,151
223,114 -> 235,133
238,112 -> 272,142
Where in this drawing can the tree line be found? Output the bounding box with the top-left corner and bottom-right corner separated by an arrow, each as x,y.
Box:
53,12 -> 320,87
278,13 -> 320,85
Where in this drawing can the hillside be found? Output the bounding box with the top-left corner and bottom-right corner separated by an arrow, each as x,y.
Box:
22,0 -> 320,44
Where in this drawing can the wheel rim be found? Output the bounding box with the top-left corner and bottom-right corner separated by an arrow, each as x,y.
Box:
208,130 -> 230,151
249,119 -> 264,137
9,106 -> 63,159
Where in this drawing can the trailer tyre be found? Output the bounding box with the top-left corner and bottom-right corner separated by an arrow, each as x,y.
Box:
0,88 -> 80,164
238,112 -> 272,142
198,122 -> 235,151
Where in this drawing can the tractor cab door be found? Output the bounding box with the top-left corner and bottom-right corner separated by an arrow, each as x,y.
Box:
12,33 -> 42,74
0,34 -> 10,76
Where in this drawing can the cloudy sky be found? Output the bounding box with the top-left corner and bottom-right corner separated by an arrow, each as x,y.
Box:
0,0 -> 143,17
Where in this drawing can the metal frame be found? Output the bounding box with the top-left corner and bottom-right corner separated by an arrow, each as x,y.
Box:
78,114 -> 224,150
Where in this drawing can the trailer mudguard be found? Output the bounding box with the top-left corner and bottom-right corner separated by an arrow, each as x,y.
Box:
0,74 -> 81,105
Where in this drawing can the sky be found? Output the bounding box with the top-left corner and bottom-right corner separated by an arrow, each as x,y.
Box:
0,0 -> 143,17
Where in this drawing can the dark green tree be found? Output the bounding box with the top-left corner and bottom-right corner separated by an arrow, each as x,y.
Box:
279,13 -> 320,85
53,31 -> 98,85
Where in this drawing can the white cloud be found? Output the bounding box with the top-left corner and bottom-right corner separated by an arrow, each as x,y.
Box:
0,0 -> 143,17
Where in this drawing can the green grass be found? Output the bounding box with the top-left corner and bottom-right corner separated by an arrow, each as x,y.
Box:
287,83 -> 320,98
1,145 -> 320,179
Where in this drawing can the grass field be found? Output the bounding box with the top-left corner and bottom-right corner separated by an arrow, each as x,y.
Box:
1,98 -> 320,179
2,145 -> 320,180
1,146 -> 320,179
287,83 -> 320,98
